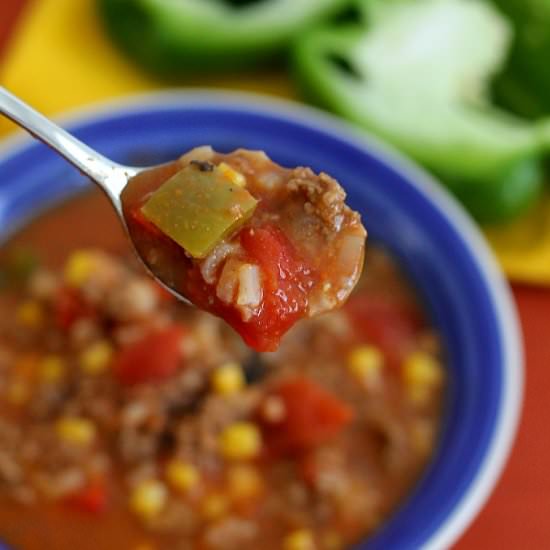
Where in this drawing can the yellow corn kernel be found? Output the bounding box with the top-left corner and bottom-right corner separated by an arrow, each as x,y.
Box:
347,345 -> 384,387
6,380 -> 30,405
16,301 -> 43,328
130,480 -> 167,521
165,459 -> 200,493
403,352 -> 442,385
201,493 -> 229,521
219,422 -> 262,461
211,362 -> 245,396
64,250 -> 96,287
283,529 -> 316,550
79,341 -> 113,375
217,162 -> 246,187
56,417 -> 96,446
403,351 -> 443,405
39,355 -> 65,382
226,464 -> 263,500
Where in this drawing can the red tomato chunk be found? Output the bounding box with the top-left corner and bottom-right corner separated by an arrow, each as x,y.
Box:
113,326 -> 186,385
54,287 -> 96,331
65,479 -> 108,515
259,377 -> 354,457
187,225 -> 316,352
346,293 -> 424,367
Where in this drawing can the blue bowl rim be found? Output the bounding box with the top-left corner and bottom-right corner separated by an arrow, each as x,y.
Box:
0,90 -> 523,550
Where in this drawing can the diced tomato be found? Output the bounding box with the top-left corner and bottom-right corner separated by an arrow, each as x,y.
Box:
53,287 -> 96,330
240,225 -> 293,290
187,225 -> 315,352
345,293 -> 424,367
65,478 -> 107,514
113,325 -> 186,385
259,377 -> 353,457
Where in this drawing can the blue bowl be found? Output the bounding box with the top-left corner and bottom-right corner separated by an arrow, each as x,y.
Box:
0,92 -> 522,550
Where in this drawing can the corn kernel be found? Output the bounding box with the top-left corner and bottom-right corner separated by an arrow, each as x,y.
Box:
6,380 -> 30,405
130,480 -> 167,521
219,422 -> 262,461
79,341 -> 113,375
347,346 -> 384,387
403,352 -> 442,386
64,250 -> 96,287
218,162 -> 246,187
16,301 -> 43,328
165,459 -> 200,493
403,351 -> 443,405
201,493 -> 229,521
39,355 -> 65,382
283,529 -> 316,550
211,362 -> 245,396
56,417 -> 96,446
226,465 -> 263,500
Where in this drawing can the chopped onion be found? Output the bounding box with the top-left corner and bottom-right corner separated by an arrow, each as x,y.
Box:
200,242 -> 241,284
336,233 -> 365,300
338,234 -> 365,277
257,171 -> 283,190
236,264 -> 262,308
216,258 -> 241,304
307,287 -> 337,317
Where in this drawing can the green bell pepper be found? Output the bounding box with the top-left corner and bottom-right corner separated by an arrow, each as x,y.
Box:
98,0 -> 352,73
141,162 -> 258,258
292,0 -> 549,223
491,0 -> 550,120
0,247 -> 38,291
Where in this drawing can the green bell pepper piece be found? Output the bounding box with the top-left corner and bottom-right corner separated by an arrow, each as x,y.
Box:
142,163 -> 258,259
491,0 -> 550,120
98,0 -> 352,73
0,247 -> 38,291
292,0 -> 547,223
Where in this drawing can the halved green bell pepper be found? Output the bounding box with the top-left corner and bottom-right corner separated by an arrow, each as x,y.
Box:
292,0 -> 549,223
98,0 -> 352,72
491,0 -> 550,120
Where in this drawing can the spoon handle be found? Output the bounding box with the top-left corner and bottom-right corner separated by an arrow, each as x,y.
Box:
0,86 -> 135,209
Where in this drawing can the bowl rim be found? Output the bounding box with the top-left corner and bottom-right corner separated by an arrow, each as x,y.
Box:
0,89 -> 523,550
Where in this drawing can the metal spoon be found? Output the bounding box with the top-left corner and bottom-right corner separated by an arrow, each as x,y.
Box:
0,86 -> 139,213
0,85 -> 187,301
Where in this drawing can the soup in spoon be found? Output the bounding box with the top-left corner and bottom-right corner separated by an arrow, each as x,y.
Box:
122,147 -> 366,351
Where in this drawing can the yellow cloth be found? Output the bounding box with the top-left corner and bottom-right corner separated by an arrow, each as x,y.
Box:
1,0 -> 549,284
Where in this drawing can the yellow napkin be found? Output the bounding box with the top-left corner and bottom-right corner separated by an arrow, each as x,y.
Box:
1,0 -> 549,284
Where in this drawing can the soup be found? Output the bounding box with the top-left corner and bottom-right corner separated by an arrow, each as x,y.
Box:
0,191 -> 444,550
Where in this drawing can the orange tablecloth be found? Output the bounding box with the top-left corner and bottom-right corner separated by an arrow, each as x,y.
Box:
0,2 -> 549,548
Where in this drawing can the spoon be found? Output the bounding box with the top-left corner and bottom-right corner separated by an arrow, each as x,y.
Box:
0,87 -> 367,353
0,86 -> 140,213
0,86 -> 190,302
